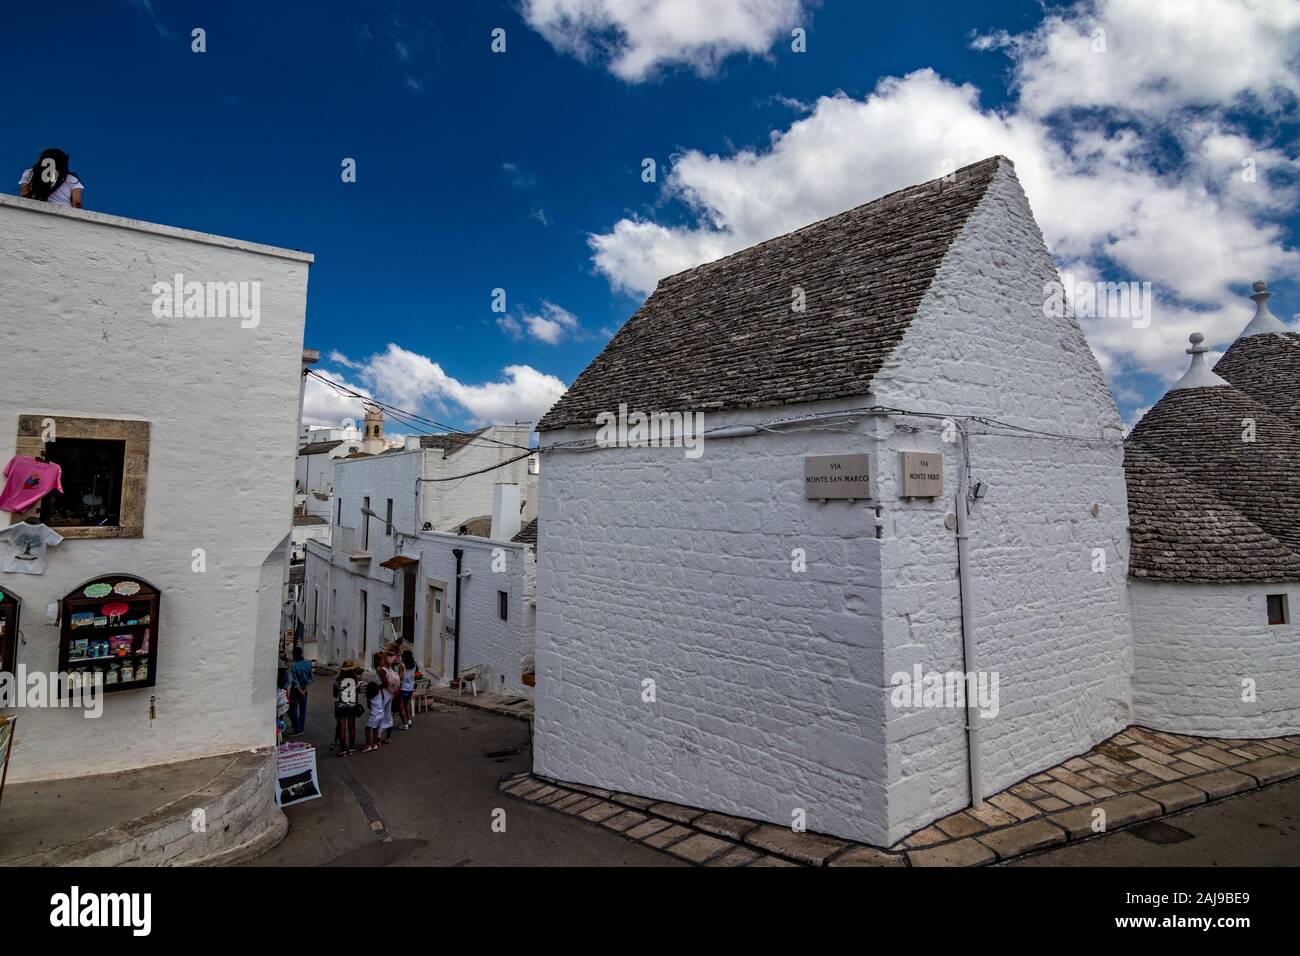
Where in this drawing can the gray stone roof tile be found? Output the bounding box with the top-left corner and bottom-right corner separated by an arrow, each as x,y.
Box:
538,156 -> 1007,431
1214,330 -> 1300,428
1125,385 -> 1300,581
512,517 -> 538,547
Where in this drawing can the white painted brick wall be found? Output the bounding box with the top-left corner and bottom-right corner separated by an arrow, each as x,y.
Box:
416,533 -> 532,695
534,405 -> 891,843
872,161 -> 1133,837
1132,581 -> 1300,737
533,160 -> 1134,845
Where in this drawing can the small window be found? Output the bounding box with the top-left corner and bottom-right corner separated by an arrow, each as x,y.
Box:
1267,594 -> 1289,626
337,497 -> 343,525
362,497 -> 370,549
17,415 -> 149,539
385,498 -> 393,536
497,590 -> 509,621
40,438 -> 125,528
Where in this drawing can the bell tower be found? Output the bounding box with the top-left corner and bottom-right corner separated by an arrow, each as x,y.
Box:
362,403 -> 385,454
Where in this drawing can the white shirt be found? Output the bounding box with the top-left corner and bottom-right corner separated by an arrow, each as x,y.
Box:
0,521 -> 63,574
18,168 -> 83,207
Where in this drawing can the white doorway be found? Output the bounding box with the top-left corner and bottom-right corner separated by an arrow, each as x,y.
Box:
425,581 -> 447,678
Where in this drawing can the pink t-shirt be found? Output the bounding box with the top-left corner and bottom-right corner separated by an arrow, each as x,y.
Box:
0,456 -> 63,513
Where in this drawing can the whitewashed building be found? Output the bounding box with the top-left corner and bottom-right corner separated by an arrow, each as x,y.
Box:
291,406 -> 393,563
1125,284 -> 1300,738
532,157 -> 1133,846
300,423 -> 363,447
303,427 -> 539,691
0,193 -> 310,788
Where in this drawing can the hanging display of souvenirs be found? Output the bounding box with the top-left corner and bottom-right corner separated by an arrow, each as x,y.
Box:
58,575 -> 161,696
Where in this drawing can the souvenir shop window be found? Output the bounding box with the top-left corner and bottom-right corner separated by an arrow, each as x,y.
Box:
59,575 -> 160,694
0,587 -> 21,675
14,416 -> 149,539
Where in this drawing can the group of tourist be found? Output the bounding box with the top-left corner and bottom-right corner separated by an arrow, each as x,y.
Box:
274,641 -> 419,756
332,643 -> 418,755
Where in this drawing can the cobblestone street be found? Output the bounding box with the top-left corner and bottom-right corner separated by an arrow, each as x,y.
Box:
245,683 -> 681,867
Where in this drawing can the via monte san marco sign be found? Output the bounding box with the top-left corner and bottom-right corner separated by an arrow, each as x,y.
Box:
804,454 -> 873,500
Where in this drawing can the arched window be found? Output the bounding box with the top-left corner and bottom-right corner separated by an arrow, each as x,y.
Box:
60,575 -> 161,693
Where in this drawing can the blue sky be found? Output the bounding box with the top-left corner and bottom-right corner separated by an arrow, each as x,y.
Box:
5,1 -> 1299,432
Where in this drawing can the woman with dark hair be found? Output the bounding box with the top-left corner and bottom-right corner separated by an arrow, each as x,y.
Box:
398,649 -> 417,730
18,148 -> 83,207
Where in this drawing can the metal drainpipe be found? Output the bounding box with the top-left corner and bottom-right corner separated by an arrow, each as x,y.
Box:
954,422 -> 983,808
452,548 -> 463,681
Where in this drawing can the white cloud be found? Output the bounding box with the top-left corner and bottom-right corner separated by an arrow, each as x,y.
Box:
587,0 -> 1300,390
301,369 -> 371,428
521,0 -> 809,81
325,344 -> 567,427
497,301 -> 581,344
976,0 -> 1300,117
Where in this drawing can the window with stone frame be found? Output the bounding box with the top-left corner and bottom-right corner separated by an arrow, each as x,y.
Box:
13,416 -> 149,539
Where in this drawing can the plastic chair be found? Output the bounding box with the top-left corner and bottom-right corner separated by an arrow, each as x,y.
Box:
457,664 -> 483,698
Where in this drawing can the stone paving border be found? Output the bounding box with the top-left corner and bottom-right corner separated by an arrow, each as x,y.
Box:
498,726 -> 1300,867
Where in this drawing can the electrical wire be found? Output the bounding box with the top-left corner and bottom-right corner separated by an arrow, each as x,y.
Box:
306,368 -> 524,451
415,450 -> 536,482
304,369 -> 534,452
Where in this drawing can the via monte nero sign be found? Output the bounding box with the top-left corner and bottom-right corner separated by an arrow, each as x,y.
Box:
804,454 -> 872,500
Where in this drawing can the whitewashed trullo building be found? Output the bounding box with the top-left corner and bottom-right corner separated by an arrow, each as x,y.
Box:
528,157 -> 1299,846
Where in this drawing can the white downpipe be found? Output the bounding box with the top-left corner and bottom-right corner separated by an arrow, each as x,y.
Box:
955,423 -> 983,808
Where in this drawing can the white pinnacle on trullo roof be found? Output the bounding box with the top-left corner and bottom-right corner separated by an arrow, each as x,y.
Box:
1169,332 -> 1230,390
1236,280 -> 1292,339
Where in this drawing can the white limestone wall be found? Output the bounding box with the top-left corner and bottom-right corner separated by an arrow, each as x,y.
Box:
304,540 -> 401,668
534,404 -> 889,845
1132,581 -> 1300,737
533,159 -> 1132,846
295,450 -> 341,498
421,427 -> 538,533
521,546 -> 537,674
415,533 -> 531,695
871,160 -> 1132,838
316,451 -> 422,665
0,196 -> 310,782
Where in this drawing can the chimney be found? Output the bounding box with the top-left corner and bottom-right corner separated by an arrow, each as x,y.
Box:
1170,332 -> 1229,391
1237,280 -> 1291,339
490,483 -> 522,542
405,434 -> 421,451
